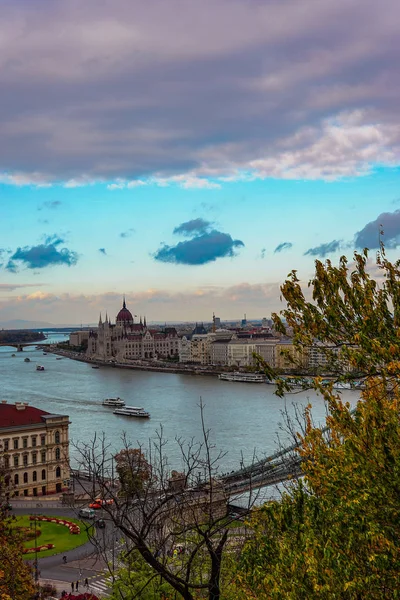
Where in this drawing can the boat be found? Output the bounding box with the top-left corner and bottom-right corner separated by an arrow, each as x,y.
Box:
92,365 -> 100,369
218,372 -> 266,383
36,365 -> 45,371
56,357 -> 62,360
113,406 -> 150,418
102,397 -> 125,407
43,352 -> 47,355
11,354 -> 15,357
24,357 -> 31,363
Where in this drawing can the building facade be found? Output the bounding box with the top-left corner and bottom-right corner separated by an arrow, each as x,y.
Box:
87,299 -> 180,362
0,401 -> 70,497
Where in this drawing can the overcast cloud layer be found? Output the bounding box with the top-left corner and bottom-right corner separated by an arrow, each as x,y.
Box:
0,0 -> 399,184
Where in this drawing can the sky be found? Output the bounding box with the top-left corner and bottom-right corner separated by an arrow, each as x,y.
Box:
0,0 -> 399,325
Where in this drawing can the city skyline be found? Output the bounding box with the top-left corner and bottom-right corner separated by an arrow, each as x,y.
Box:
1,0 -> 399,324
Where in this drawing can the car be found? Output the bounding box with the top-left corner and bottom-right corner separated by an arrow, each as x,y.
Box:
78,508 -> 95,519
89,498 -> 114,509
96,518 -> 106,529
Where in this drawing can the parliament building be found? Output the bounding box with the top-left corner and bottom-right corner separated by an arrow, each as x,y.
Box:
87,299 -> 180,362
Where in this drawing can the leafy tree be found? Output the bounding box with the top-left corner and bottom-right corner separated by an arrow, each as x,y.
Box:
114,448 -> 152,497
236,246 -> 400,598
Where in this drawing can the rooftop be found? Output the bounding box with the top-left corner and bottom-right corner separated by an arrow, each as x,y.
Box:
0,401 -> 67,428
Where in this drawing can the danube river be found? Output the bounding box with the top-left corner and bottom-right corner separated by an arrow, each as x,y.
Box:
0,333 -> 359,474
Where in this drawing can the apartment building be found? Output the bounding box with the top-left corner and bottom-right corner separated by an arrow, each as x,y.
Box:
0,401 -> 70,497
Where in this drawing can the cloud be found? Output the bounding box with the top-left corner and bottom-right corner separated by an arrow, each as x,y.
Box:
0,0 -> 399,184
354,209 -> 400,249
154,230 -> 244,265
120,228 -> 135,238
5,237 -> 78,271
304,240 -> 343,258
274,242 -> 293,253
38,200 -> 62,211
173,218 -> 212,237
99,248 -> 107,255
0,283 -> 45,292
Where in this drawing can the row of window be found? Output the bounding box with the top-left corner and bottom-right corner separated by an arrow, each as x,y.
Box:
5,447 -> 62,468
2,431 -> 61,451
14,466 -> 62,485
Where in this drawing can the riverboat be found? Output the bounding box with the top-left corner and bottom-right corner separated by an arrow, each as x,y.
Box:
36,365 -> 45,371
92,365 -> 100,369
218,372 -> 265,383
113,406 -> 150,418
102,397 -> 125,407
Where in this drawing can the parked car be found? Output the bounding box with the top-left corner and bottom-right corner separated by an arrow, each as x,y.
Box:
78,508 -> 95,519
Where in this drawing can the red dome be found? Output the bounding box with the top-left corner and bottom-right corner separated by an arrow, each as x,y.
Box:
116,299 -> 133,323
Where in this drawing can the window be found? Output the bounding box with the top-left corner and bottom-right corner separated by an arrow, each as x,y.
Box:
41,450 -> 46,463
23,472 -> 28,484
13,439 -> 18,450
32,437 -> 37,447
41,469 -> 46,480
33,471 -> 37,482
23,438 -> 28,449
4,440 -> 8,451
41,435 -> 46,446
4,456 -> 9,469
13,455 -> 19,468
56,466 -> 61,478
55,448 -> 61,461
23,454 -> 28,467
32,452 -> 37,465
55,431 -> 60,444
14,474 -> 19,485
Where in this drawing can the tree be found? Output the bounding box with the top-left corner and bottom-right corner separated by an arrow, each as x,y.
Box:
114,448 -> 151,497
74,402 -> 255,600
236,246 -> 400,598
0,450 -> 35,600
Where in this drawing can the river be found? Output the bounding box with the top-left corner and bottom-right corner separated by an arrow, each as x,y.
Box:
0,333 -> 359,475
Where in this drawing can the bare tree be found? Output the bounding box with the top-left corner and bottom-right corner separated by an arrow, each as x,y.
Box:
72,401 -> 257,600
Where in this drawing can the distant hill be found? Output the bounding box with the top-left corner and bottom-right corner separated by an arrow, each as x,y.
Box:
0,319 -> 55,330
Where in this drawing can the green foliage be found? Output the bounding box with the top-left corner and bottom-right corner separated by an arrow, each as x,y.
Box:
110,551 -> 175,599
236,247 -> 400,598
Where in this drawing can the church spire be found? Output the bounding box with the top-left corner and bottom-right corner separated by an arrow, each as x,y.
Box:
98,312 -> 102,326
144,315 -> 147,327
140,315 -> 143,325
123,295 -> 126,309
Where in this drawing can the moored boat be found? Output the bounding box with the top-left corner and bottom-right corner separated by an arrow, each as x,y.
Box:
113,406 -> 150,418
218,372 -> 265,383
24,357 -> 31,362
36,365 -> 45,371
102,397 -> 125,407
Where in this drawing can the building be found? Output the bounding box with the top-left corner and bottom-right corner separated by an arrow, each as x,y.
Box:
0,401 -> 70,497
87,299 -> 180,362
69,330 -> 90,347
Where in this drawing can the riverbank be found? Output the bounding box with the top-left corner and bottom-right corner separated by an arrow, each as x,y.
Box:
48,346 -> 222,377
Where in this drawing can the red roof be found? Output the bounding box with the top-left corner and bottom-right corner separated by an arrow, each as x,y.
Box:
0,404 -> 50,428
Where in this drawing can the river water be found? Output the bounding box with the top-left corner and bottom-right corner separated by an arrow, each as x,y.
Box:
0,333 -> 359,475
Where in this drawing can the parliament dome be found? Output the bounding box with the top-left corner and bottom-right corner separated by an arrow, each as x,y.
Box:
116,299 -> 133,323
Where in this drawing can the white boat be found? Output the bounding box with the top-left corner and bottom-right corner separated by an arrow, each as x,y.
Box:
102,397 -> 125,407
36,365 -> 45,371
113,406 -> 150,418
218,372 -> 265,383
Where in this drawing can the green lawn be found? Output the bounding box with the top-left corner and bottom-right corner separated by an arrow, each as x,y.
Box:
14,515 -> 93,558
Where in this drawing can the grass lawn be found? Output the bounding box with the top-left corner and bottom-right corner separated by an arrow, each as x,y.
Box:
14,515 -> 93,559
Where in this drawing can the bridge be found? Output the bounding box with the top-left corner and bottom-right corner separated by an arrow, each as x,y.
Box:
0,341 -> 48,350
218,408 -> 355,496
